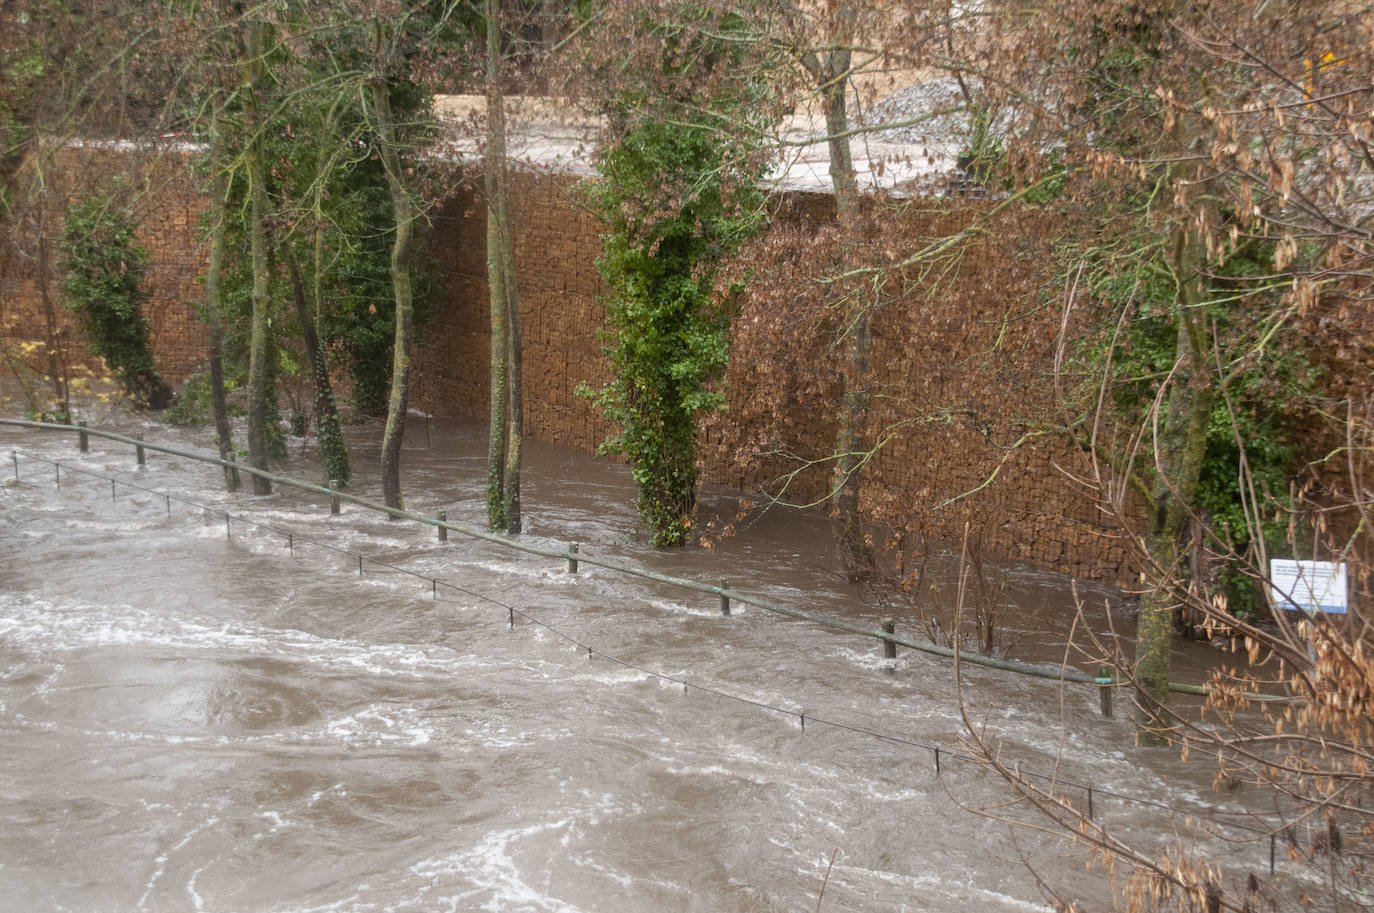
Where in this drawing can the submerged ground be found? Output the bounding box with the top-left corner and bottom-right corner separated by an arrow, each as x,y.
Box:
0,412 -> 1287,912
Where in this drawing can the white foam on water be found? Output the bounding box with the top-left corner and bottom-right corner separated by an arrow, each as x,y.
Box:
0,593 -> 480,681
321,706 -> 436,748
187,866 -> 207,912
564,667 -> 649,687
468,559 -> 565,583
141,817 -> 220,911
855,866 -> 1056,913
410,819 -> 588,913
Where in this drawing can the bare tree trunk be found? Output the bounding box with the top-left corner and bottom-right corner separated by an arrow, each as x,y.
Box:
370,77 -> 414,512
806,6 -> 871,577
203,130 -> 239,491
35,205 -> 70,422
245,29 -> 272,496
502,218 -> 522,532
486,204 -> 509,529
485,0 -> 522,533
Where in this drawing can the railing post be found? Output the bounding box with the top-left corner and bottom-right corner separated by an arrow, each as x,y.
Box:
882,618 -> 897,659
719,579 -> 730,616
77,420 -> 89,453
135,433 -> 146,469
437,510 -> 447,542
11,452 -> 17,482
567,541 -> 579,574
1099,665 -> 1114,718
329,479 -> 341,516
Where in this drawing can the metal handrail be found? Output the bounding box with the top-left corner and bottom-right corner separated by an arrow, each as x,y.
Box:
1,417 -> 1290,704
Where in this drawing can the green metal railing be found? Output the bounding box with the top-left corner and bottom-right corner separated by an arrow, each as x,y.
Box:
1,417 -> 1290,710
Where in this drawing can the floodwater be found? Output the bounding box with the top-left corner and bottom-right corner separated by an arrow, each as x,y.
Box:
0,413 -> 1290,912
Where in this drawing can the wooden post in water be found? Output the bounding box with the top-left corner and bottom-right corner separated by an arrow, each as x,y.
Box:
135,434 -> 146,469
437,510 -> 447,542
567,542 -> 579,574
882,618 -> 896,659
78,421 -> 89,452
11,452 -> 17,481
329,480 -> 341,516
719,579 -> 730,616
1099,665 -> 1114,718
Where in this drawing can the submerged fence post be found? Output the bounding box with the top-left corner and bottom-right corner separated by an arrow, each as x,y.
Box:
11,452 -> 17,481
437,510 -> 447,542
882,618 -> 897,659
719,579 -> 730,616
135,434 -> 146,469
329,480 -> 341,516
1099,665 -> 1114,718
78,420 -> 88,452
567,542 -> 579,574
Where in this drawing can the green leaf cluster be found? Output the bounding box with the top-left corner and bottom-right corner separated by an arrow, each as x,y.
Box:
1077,240 -> 1316,618
60,186 -> 168,408
586,8 -> 773,547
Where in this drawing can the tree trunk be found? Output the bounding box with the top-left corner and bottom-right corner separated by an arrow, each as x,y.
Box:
245,30 -> 272,496
809,12 -> 871,578
485,0 -> 522,534
371,77 -> 414,512
486,211 -> 509,530
35,211 -> 70,422
284,246 -> 350,487
501,217 -> 523,533
1134,227 -> 1214,740
203,130 -> 239,491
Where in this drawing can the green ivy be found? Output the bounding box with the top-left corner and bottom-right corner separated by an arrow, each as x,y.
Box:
585,11 -> 772,547
164,365 -> 215,426
60,186 -> 169,409
1074,236 -> 1316,619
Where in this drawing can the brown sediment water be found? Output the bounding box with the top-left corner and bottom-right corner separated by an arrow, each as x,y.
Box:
0,414 -> 1286,912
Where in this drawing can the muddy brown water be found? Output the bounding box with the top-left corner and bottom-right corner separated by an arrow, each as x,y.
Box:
0,414 -> 1293,912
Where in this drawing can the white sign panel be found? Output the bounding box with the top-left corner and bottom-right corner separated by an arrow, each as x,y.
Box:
1270,559 -> 1348,614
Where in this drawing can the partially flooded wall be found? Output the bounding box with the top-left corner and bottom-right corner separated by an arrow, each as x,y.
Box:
2,152 -> 1138,583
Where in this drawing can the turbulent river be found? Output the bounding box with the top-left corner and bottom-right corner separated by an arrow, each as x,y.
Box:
0,413 -> 1284,912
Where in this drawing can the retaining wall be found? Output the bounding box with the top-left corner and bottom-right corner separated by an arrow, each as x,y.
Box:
1,150 -> 1138,583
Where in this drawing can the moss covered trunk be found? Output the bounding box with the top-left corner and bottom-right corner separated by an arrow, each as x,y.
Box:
371,78 -> 414,512
245,28 -> 272,496
203,128 -> 239,491
284,247 -> 349,487
1134,229 -> 1214,739
484,0 -> 522,533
